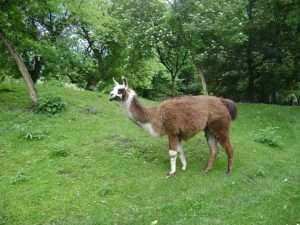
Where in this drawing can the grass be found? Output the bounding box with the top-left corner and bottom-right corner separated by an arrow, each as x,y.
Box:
0,81 -> 299,225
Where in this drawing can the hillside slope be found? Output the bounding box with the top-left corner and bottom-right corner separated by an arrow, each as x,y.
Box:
0,82 -> 299,225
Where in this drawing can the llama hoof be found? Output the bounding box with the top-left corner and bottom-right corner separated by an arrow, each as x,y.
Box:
181,166 -> 187,171
167,172 -> 176,177
203,167 -> 211,174
226,170 -> 232,176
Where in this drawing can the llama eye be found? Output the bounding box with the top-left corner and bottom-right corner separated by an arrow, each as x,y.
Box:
118,89 -> 125,94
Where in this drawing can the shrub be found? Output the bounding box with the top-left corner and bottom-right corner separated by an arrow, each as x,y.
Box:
49,148 -> 69,158
35,96 -> 66,115
254,126 -> 282,147
10,170 -> 29,185
23,130 -> 48,141
13,124 -> 49,141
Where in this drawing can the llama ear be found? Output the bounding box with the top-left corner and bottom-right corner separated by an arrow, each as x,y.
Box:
122,76 -> 128,88
112,77 -> 119,85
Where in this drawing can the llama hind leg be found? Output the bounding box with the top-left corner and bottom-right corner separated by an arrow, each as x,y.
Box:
216,133 -> 234,175
223,139 -> 233,175
204,131 -> 218,173
177,143 -> 187,171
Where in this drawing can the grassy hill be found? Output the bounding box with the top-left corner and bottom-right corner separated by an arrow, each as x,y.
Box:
0,81 -> 299,225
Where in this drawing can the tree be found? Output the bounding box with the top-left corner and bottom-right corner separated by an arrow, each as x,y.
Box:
179,0 -> 247,96
0,0 -> 39,104
0,0 -> 299,103
154,25 -> 189,96
67,0 -> 127,89
0,31 -> 38,104
151,1 -> 191,96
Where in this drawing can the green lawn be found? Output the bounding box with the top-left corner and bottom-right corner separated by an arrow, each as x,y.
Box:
0,82 -> 299,225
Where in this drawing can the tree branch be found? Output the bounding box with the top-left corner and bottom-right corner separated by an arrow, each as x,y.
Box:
156,45 -> 173,74
80,25 -> 100,58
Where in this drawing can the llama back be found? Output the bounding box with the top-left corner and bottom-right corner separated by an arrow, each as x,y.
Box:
158,96 -> 212,137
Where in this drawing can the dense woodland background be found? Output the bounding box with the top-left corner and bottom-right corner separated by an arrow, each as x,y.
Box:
1,0 -> 300,103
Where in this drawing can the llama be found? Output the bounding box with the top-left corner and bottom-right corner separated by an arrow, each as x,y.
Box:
109,77 -> 237,176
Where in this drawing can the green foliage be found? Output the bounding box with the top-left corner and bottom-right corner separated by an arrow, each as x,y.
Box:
12,123 -> 49,141
23,130 -> 48,141
254,126 -> 282,147
0,0 -> 299,100
0,215 -> 8,225
10,170 -> 29,185
35,95 -> 66,115
142,71 -> 171,99
50,149 -> 69,158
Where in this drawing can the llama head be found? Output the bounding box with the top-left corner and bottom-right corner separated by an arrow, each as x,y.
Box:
109,77 -> 130,102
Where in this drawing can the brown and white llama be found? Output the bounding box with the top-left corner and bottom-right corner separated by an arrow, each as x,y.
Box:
109,77 -> 237,176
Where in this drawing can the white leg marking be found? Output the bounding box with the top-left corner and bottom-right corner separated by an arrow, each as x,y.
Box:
207,134 -> 218,153
169,150 -> 177,175
177,144 -> 187,171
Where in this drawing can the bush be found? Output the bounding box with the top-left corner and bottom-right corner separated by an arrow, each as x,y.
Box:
23,130 -> 48,141
10,170 -> 29,185
254,126 -> 282,147
35,96 -> 66,115
49,149 -> 69,158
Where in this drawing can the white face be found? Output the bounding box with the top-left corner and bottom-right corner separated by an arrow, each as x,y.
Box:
109,83 -> 126,101
109,78 -> 128,101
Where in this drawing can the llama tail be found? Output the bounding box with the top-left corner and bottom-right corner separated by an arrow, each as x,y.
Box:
221,98 -> 237,120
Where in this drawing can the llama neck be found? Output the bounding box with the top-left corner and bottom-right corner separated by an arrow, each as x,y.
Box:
122,91 -> 149,124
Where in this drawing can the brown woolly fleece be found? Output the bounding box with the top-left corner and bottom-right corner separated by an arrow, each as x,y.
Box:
130,95 -> 236,141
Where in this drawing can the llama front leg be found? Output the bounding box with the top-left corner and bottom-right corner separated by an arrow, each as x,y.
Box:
168,150 -> 177,176
177,143 -> 187,171
168,135 -> 179,176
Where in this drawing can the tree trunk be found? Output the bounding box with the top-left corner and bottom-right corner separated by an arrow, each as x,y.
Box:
191,54 -> 208,95
246,0 -> 256,102
171,75 -> 176,97
0,31 -> 38,105
246,35 -> 255,102
30,56 -> 42,83
195,65 -> 208,95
